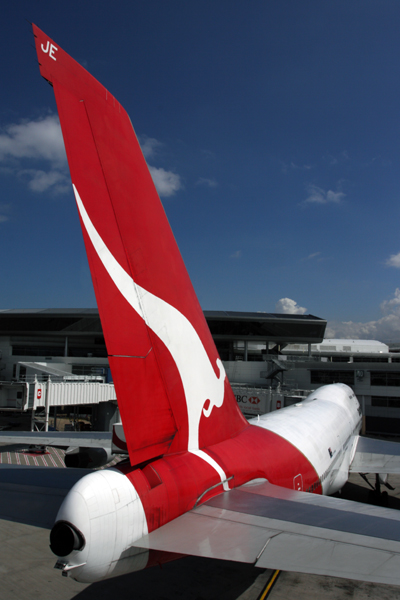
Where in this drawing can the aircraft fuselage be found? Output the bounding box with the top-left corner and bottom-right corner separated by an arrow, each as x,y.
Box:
51,383 -> 361,582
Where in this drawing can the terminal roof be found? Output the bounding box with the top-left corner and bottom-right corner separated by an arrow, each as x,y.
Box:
0,309 -> 326,344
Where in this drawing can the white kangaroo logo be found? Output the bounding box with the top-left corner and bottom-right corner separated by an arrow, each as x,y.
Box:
73,186 -> 229,486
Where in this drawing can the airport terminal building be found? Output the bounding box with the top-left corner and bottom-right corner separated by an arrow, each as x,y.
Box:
0,308 -> 399,435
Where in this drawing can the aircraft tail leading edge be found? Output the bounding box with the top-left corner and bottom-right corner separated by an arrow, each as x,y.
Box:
32,25 -> 248,466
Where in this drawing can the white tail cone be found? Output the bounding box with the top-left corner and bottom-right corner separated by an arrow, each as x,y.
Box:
50,468 -> 148,582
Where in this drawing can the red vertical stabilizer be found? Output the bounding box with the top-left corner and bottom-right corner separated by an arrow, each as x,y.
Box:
33,25 -> 248,466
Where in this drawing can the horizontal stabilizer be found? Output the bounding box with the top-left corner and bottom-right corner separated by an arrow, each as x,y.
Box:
134,480 -> 400,586
350,436 -> 400,474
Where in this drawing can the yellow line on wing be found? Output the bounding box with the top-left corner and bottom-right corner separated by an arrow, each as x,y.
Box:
257,570 -> 281,600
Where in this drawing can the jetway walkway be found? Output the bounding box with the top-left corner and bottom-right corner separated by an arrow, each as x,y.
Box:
0,376 -> 117,433
0,378 -> 116,411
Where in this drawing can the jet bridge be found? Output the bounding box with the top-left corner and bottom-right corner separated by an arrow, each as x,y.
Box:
0,381 -> 29,411
0,362 -> 117,433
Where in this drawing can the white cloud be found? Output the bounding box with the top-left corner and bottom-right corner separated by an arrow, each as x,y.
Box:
148,166 -> 182,197
380,288 -> 400,314
139,135 -> 182,197
275,298 -> 307,315
386,252 -> 400,268
0,115 -> 69,194
326,288 -> 400,342
303,251 -> 322,261
281,161 -> 313,173
290,162 -> 313,171
230,250 -> 242,259
19,169 -> 70,194
139,135 -> 163,159
0,203 -> 10,224
196,177 -> 218,188
326,151 -> 349,166
0,117 -> 183,198
201,149 -> 216,160
0,115 -> 67,165
303,184 -> 345,205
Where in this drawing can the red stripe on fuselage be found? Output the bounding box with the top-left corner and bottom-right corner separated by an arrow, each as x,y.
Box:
116,423 -> 321,533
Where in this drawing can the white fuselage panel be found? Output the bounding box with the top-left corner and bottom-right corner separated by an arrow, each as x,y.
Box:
249,383 -> 362,494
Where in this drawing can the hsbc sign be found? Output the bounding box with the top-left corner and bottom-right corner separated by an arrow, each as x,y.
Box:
233,387 -> 268,416
232,387 -> 287,416
248,396 -> 260,405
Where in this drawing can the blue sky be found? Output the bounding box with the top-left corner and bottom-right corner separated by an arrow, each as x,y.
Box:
2,1 -> 400,341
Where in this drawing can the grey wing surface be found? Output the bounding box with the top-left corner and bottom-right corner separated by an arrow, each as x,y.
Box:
0,431 -> 112,449
0,466 -> 90,528
350,436 -> 400,474
133,480 -> 400,586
